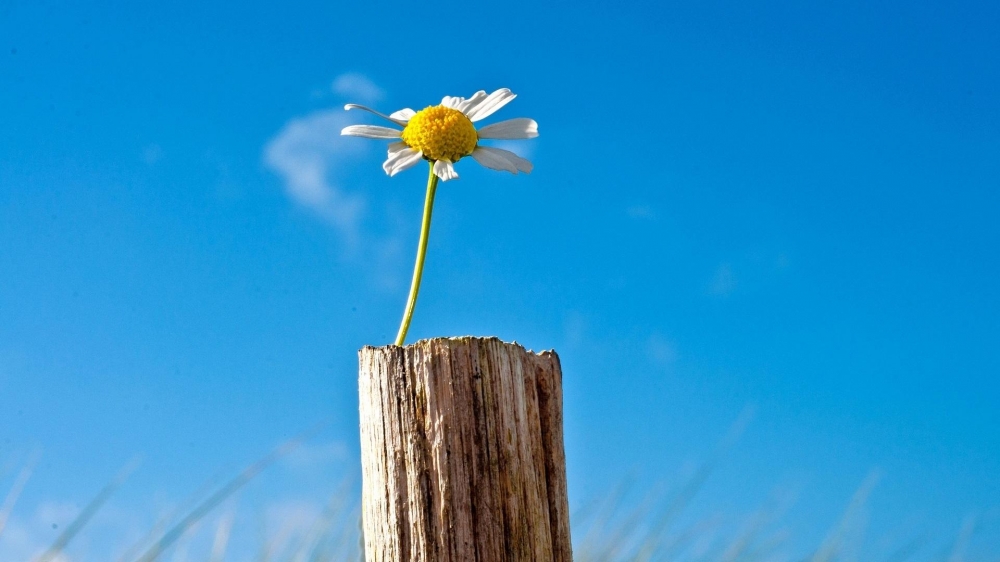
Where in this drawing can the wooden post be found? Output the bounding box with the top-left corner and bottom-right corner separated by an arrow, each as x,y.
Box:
358,337 -> 572,561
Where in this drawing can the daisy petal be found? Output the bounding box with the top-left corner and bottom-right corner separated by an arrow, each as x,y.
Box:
389,108 -> 416,122
456,91 -> 488,115
470,147 -> 517,173
476,118 -> 539,140
383,142 -> 423,176
433,159 -> 459,181
341,125 -> 402,139
471,146 -> 533,174
386,141 -> 409,156
452,90 -> 491,117
442,91 -> 487,112
344,104 -> 408,126
465,88 -> 517,122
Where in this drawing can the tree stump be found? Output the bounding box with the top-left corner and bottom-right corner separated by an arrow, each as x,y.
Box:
358,337 -> 572,561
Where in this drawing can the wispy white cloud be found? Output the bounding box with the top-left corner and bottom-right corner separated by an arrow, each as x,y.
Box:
331,73 -> 384,103
264,73 -> 419,289
0,501 -> 79,562
263,108 -> 367,241
709,263 -> 736,297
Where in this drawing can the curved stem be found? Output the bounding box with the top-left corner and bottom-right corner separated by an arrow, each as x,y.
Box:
395,161 -> 439,346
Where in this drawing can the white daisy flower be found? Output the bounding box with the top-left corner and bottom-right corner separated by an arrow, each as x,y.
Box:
341,88 -> 538,182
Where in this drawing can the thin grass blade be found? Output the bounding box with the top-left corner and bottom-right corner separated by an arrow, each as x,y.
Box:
134,422 -> 325,562
0,449 -> 41,539
35,458 -> 140,562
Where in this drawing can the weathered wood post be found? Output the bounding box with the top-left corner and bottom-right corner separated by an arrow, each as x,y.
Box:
358,336 -> 572,561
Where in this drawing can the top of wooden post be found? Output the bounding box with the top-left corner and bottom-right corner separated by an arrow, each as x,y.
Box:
362,335 -> 556,355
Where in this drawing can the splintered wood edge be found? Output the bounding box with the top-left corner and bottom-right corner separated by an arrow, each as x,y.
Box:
359,336 -> 558,359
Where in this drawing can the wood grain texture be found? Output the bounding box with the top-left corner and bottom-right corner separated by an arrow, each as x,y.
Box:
358,337 -> 572,562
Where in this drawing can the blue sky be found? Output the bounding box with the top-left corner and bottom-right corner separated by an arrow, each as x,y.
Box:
2,0 -> 999,558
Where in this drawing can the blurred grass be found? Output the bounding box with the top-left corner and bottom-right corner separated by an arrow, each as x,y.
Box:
0,449 -> 40,540
35,459 -> 139,562
0,419 -> 993,562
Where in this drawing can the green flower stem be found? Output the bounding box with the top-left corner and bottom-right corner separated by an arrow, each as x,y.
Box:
395,161 -> 439,346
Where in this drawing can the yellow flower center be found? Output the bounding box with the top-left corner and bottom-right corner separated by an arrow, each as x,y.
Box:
401,105 -> 478,162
